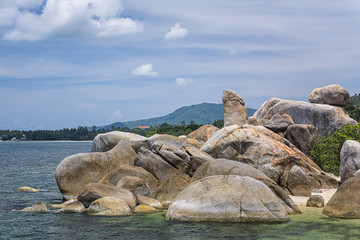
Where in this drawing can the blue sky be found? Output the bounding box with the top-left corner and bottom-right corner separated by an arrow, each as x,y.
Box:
1,0 -> 360,130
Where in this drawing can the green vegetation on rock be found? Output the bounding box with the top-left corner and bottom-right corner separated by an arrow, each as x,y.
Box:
345,93 -> 360,121
311,123 -> 360,175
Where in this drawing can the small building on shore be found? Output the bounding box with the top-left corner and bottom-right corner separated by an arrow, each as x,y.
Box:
20,134 -> 26,141
137,126 -> 150,129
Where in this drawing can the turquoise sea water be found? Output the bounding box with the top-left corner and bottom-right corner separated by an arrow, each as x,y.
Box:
1,141 -> 360,240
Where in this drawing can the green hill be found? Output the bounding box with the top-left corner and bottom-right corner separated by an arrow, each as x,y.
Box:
102,103 -> 256,129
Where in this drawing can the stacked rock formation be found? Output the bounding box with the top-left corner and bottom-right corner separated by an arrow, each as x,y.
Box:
51,84 -> 359,221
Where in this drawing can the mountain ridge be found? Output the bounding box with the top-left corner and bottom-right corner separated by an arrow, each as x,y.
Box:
102,103 -> 256,129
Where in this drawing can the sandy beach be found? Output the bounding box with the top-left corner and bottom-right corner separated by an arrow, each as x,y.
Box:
290,188 -> 337,207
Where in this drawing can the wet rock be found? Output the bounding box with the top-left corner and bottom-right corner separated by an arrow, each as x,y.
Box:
166,175 -> 289,222
20,201 -> 48,213
339,140 -> 360,183
136,194 -> 163,209
55,138 -> 137,198
306,195 -> 324,208
223,90 -> 247,127
133,205 -> 158,213
58,201 -> 85,213
308,84 -> 350,107
88,196 -> 131,216
17,186 -> 39,192
78,183 -> 136,208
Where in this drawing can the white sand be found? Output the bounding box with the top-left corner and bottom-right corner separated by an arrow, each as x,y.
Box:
289,188 -> 337,207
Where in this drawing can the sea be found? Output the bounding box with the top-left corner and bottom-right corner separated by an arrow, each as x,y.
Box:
1,141 -> 360,240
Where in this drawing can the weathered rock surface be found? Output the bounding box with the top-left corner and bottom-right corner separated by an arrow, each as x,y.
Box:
91,131 -> 147,152
58,201 -> 85,213
285,124 -> 317,156
281,166 -> 312,197
136,194 -> 163,209
55,138 -> 137,198
187,124 -> 219,143
17,186 -> 39,192
156,172 -> 191,207
323,177 -> 360,218
339,140 -> 360,183
201,124 -> 321,173
166,175 -> 289,222
134,147 -> 177,183
134,205 -> 158,213
77,183 -> 136,208
191,159 -> 299,213
116,176 -> 150,196
223,90 -> 247,127
306,195 -> 324,208
253,98 -> 357,137
88,196 -> 131,215
308,84 -> 350,107
20,202 -> 48,213
98,165 -> 158,198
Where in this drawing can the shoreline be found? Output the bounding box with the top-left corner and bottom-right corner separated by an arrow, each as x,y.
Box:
290,188 -> 337,207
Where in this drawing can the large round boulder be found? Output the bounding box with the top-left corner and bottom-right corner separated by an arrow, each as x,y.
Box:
223,89 -> 247,127
91,131 -> 147,152
323,177 -> 360,218
253,97 -> 357,137
191,159 -> 299,213
339,140 -> 360,183
308,84 -> 350,107
55,138 -> 137,198
165,175 -> 289,222
88,196 -> 131,216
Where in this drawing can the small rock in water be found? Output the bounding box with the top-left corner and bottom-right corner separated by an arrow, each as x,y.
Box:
306,195 -> 324,208
20,201 -> 48,213
133,205 -> 158,213
17,186 -> 39,192
58,201 -> 85,213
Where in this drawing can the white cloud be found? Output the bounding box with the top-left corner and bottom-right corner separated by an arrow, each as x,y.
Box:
132,63 -> 158,77
110,109 -> 123,122
175,77 -> 192,86
164,23 -> 189,40
2,0 -> 143,41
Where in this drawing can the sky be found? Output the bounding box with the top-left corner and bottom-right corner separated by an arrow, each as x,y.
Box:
1,0 -> 360,130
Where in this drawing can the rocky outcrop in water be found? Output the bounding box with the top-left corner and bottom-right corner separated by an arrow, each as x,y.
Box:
166,175 -> 289,222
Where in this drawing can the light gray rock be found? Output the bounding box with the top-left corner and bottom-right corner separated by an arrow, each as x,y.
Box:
306,195 -> 324,208
88,196 -> 131,216
285,124 -> 317,156
77,183 -> 136,208
91,131 -> 147,152
308,84 -> 350,107
253,98 -> 357,137
223,90 -> 247,127
166,175 -> 289,222
323,177 -> 360,218
281,165 -> 312,197
98,164 -> 159,198
55,138 -> 137,198
340,140 -> 360,183
191,159 -> 300,213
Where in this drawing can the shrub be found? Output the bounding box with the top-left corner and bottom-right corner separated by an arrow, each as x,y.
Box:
310,123 -> 360,175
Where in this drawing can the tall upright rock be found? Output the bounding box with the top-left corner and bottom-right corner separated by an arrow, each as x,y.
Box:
222,90 -> 247,127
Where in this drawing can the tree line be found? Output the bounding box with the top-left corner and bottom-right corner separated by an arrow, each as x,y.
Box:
0,120 -> 224,141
